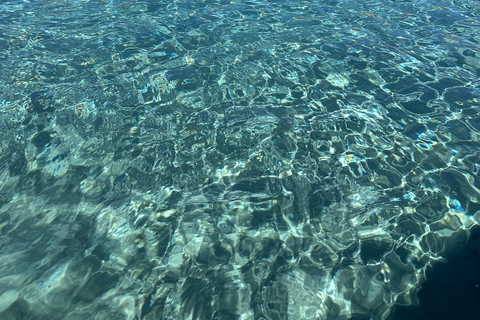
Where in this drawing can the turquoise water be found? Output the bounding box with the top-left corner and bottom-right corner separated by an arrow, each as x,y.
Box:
1,0 -> 480,319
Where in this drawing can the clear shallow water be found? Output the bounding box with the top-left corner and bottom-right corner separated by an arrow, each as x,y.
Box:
0,0 -> 480,319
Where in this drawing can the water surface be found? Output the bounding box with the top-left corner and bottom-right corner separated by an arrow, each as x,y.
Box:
1,0 -> 480,319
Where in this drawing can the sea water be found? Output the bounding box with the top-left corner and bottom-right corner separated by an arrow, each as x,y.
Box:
1,0 -> 480,319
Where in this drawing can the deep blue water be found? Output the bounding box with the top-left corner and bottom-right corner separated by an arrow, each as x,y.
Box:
1,0 -> 480,319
